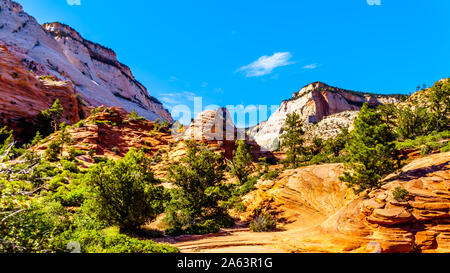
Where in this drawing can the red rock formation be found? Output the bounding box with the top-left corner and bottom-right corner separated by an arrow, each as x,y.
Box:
0,0 -> 172,123
0,44 -> 80,142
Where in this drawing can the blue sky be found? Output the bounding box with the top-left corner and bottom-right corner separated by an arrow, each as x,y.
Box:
17,0 -> 450,126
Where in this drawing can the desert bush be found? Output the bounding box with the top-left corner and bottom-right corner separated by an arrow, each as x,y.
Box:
84,149 -> 166,232
393,187 -> 409,202
250,214 -> 277,232
164,141 -> 234,235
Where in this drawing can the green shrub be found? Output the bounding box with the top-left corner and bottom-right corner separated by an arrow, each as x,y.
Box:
262,169 -> 280,181
250,214 -> 277,232
127,110 -> 146,121
0,201 -> 69,253
85,149 -> 166,232
441,142 -> 450,153
61,160 -> 80,173
165,141 -> 234,235
392,187 -> 409,202
68,148 -> 85,161
54,230 -> 178,253
92,156 -> 108,164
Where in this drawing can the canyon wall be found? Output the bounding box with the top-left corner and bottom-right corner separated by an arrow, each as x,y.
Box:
0,0 -> 172,133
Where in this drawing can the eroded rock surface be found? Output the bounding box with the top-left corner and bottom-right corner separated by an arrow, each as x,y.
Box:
0,0 -> 172,123
251,82 -> 404,150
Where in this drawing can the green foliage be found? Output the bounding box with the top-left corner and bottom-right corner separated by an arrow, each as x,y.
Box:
38,99 -> 64,135
280,112 -> 305,167
85,149 -> 165,232
0,200 -> 70,253
392,187 -> 409,202
324,128 -> 350,157
0,127 -> 14,162
229,140 -> 254,184
45,141 -> 62,162
310,137 -> 324,156
262,169 -> 280,181
428,80 -> 450,132
340,103 -> 399,193
441,142 -> 450,153
68,147 -> 85,161
53,229 -> 179,253
127,109 -> 146,121
395,131 -> 450,152
31,131 -> 43,146
396,106 -> 436,140
165,141 -> 233,236
249,214 -> 277,232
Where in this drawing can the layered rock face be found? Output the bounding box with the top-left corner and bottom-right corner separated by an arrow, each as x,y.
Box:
0,44 -> 81,142
0,0 -> 172,124
183,108 -> 274,160
251,82 -> 405,150
241,164 -> 353,228
278,152 -> 450,253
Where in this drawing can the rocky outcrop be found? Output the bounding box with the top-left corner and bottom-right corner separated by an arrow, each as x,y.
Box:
241,164 -> 353,228
251,82 -> 405,150
0,0 -> 172,123
183,108 -> 274,160
0,44 -> 81,142
282,152 -> 450,253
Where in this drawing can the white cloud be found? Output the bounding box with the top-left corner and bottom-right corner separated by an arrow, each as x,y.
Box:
159,91 -> 196,105
303,63 -> 321,69
214,88 -> 224,93
201,82 -> 208,88
168,76 -> 179,82
67,0 -> 81,5
237,52 -> 294,77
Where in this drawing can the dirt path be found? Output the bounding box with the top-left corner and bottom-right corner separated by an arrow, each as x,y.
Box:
155,225 -> 298,253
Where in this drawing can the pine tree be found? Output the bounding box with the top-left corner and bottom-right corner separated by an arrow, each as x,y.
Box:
340,103 -> 399,193
229,140 -> 254,184
280,112 -> 305,167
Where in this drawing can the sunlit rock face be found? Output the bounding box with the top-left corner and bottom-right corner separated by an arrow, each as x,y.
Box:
250,82 -> 404,151
0,44 -> 81,142
0,0 -> 172,123
183,108 -> 239,142
182,108 -> 275,161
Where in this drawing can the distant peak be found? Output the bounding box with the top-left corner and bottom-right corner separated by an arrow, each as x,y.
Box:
294,81 -> 335,97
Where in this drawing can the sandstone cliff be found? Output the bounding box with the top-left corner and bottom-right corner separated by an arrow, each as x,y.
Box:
0,44 -> 81,142
251,82 -> 406,150
183,108 -> 274,160
0,0 -> 172,126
